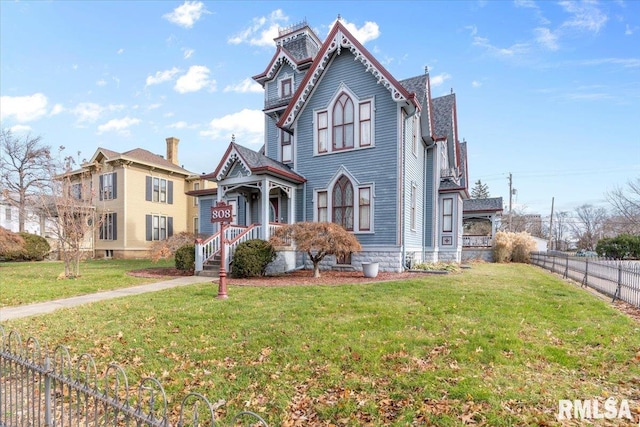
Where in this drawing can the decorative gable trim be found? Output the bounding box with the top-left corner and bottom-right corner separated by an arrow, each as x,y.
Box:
253,47 -> 302,84
278,21 -> 418,130
212,144 -> 252,181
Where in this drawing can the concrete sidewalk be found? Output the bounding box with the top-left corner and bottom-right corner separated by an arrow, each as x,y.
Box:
0,275 -> 214,321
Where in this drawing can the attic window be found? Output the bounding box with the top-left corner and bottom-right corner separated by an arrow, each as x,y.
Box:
281,78 -> 292,97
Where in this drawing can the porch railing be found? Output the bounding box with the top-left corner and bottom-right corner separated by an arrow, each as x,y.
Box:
462,235 -> 492,248
195,224 -> 289,273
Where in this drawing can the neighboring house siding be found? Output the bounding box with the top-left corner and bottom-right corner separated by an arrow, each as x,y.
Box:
293,52 -> 400,247
404,113 -> 424,248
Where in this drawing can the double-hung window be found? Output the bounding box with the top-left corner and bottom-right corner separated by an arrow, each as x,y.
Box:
146,176 -> 173,204
281,130 -> 292,163
442,198 -> 453,232
99,172 -> 116,200
99,213 -> 117,240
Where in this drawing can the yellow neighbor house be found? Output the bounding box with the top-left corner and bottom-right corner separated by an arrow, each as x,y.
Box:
65,137 -> 214,259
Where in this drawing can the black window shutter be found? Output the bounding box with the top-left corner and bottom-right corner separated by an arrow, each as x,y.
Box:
168,217 -> 173,237
145,215 -> 152,241
112,173 -> 117,199
112,213 -> 117,240
99,175 -> 104,201
145,176 -> 152,201
168,181 -> 173,204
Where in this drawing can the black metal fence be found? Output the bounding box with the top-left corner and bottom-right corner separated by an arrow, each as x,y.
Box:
530,252 -> 640,308
0,326 -> 268,427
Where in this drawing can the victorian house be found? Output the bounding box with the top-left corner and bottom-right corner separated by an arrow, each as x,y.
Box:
193,20 -> 469,272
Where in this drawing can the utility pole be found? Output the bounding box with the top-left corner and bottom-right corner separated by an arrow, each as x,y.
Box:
548,197 -> 554,251
508,173 -> 513,232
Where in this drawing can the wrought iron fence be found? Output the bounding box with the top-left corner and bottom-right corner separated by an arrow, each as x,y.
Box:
530,252 -> 640,308
0,326 -> 268,427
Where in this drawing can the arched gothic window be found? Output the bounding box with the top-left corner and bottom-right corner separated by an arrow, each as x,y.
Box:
332,175 -> 354,230
332,93 -> 354,150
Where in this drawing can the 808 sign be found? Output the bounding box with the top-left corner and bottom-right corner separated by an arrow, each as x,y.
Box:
210,204 -> 233,223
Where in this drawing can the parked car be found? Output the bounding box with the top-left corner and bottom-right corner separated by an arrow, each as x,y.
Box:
576,250 -> 598,257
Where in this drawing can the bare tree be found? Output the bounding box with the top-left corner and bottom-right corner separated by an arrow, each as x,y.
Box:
0,130 -> 55,232
38,153 -> 98,278
606,177 -> 640,234
270,222 -> 362,278
551,211 -> 570,251
571,204 -> 608,250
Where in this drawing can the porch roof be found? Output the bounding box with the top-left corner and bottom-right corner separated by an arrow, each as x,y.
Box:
463,197 -> 504,213
203,142 -> 306,184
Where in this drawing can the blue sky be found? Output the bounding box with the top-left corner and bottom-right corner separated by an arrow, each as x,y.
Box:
1,0 -> 638,216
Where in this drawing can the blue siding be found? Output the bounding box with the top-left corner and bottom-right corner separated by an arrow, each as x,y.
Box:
404,114 -> 424,247
293,52 -> 400,246
424,148 -> 434,247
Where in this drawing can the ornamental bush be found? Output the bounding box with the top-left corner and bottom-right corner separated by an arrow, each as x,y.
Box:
0,227 -> 26,261
492,231 -> 537,263
175,243 -> 195,272
18,232 -> 50,261
231,239 -> 276,278
596,234 -> 640,259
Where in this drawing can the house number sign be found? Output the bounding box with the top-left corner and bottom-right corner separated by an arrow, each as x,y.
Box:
210,201 -> 232,223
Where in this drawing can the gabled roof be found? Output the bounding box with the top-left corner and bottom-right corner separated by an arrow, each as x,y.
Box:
205,142 -> 306,184
432,94 -> 456,140
463,197 -> 504,213
252,46 -> 313,85
277,20 -> 419,130
85,147 -> 192,176
400,74 -> 435,143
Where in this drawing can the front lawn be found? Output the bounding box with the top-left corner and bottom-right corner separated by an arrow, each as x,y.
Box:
0,258 -> 174,307
3,263 -> 639,425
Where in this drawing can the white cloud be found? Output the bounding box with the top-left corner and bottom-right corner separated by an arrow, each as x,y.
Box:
97,117 -> 141,135
626,24 -> 639,36
164,112 -> 175,118
167,120 -> 198,129
430,73 -> 452,87
97,79 -> 107,86
200,109 -> 264,145
117,48 -> 124,54
147,103 -> 162,110
224,78 -> 263,93
559,0 -> 608,33
72,103 -> 103,123
472,80 -> 482,88
71,103 -> 124,123
330,18 -> 380,44
146,67 -> 181,86
9,124 -> 32,133
472,36 -> 529,57
534,27 -> 559,50
174,65 -> 216,93
50,104 -> 65,116
163,1 -> 209,29
514,0 -> 537,8
0,93 -> 48,123
228,9 -> 288,46
183,48 -> 195,59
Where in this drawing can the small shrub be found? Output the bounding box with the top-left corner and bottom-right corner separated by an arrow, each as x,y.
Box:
175,244 -> 195,272
231,239 -> 276,278
149,232 -> 196,262
0,227 -> 25,261
18,232 -> 50,261
412,262 -> 461,273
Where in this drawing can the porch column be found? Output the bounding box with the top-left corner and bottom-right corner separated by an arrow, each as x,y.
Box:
288,185 -> 295,224
261,177 -> 270,240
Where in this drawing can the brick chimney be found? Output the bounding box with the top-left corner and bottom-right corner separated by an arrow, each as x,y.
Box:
166,137 -> 179,165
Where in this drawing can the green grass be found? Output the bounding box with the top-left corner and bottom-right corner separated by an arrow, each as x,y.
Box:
2,263 -> 639,426
0,258 -> 174,307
